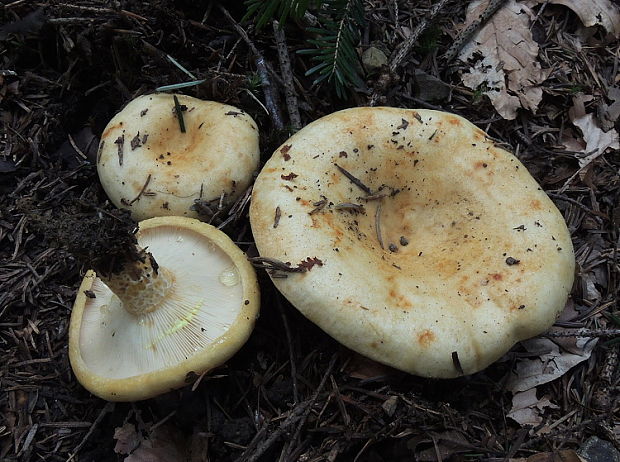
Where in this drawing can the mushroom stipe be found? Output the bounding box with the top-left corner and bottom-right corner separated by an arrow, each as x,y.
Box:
69,216 -> 259,401
249,107 -> 575,379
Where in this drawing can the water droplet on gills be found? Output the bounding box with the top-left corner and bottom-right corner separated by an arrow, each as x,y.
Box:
219,267 -> 240,287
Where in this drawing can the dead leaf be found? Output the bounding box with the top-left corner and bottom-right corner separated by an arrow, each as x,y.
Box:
487,452 -> 586,462
343,350 -> 398,379
409,430 -> 476,461
114,423 -> 141,455
114,424 -> 187,462
507,389 -> 559,427
526,449 -> 586,462
459,0 -> 550,120
532,0 -> 620,38
566,94 -> 620,169
0,9 -> 46,40
506,337 -> 598,392
598,86 -> 620,131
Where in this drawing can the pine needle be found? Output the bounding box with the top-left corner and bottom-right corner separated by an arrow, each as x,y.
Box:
243,0 -> 311,29
298,0 -> 365,98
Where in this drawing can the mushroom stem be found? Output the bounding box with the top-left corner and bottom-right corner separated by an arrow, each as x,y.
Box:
98,250 -> 175,316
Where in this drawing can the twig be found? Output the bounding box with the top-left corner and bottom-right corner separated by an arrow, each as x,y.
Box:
334,163 -> 372,195
67,402 -> 115,461
276,294 -> 299,403
273,206 -> 281,228
172,95 -> 186,133
389,0 -> 450,72
308,198 -> 328,215
256,56 -> 285,131
67,134 -> 86,159
219,5 -> 285,130
248,256 -> 306,273
335,202 -> 365,212
547,192 -> 607,218
543,328 -> 620,338
375,201 -> 384,250
273,20 -> 302,130
241,355 -> 338,462
369,0 -> 449,106
128,174 -> 152,205
443,0 -> 509,63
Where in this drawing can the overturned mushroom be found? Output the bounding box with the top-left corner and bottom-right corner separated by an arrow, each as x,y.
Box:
97,93 -> 260,221
250,107 -> 574,378
69,216 -> 259,401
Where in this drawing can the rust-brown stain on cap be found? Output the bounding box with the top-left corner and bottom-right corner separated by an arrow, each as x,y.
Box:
418,329 -> 435,347
102,122 -> 123,138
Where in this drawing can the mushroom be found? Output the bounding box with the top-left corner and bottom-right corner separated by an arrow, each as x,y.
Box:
97,93 -> 260,221
249,107 -> 574,378
69,216 -> 259,401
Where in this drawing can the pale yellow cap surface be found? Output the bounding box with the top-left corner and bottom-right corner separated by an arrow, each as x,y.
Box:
97,94 -> 260,220
250,107 -> 574,378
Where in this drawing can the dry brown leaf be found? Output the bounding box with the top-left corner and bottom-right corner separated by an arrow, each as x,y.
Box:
343,350 -> 398,379
409,430 -> 476,461
507,389 -> 558,427
567,94 -> 620,167
459,0 -> 550,120
598,86 -> 620,131
506,337 -> 597,392
114,423 -> 141,455
533,0 -> 620,38
114,424 -> 187,462
526,450 -> 587,462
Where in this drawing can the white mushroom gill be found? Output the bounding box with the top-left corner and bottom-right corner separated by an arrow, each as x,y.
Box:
78,225 -> 243,379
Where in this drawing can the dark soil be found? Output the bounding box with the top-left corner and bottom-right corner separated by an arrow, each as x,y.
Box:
1,1 -> 618,461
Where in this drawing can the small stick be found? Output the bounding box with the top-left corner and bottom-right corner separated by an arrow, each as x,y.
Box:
362,193 -> 388,201
369,0 -> 450,106
375,202 -> 384,250
273,206 -> 281,228
273,20 -> 302,130
172,95 -> 186,133
67,402 -> 115,461
389,0 -> 450,72
443,0 -> 508,63
334,163 -> 372,195
241,355 -> 337,462
308,198 -> 328,215
114,135 -> 124,166
129,174 -> 152,205
276,294 -> 299,403
219,6 -> 285,130
248,256 -> 306,273
255,56 -> 284,131
335,202 -> 365,212
543,328 -> 620,338
451,351 -> 464,375
67,134 -> 87,159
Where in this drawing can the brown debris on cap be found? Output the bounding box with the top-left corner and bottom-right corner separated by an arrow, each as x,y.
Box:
97,94 -> 260,221
249,107 -> 575,378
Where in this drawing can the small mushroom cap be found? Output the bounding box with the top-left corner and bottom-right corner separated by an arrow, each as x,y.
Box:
97,94 -> 260,221
69,216 -> 259,401
249,107 -> 574,378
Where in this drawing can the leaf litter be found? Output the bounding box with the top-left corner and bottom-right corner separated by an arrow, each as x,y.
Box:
458,0 -> 550,119
2,0 -> 620,461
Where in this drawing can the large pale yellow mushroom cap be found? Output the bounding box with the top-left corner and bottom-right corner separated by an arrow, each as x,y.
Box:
69,216 -> 259,401
97,93 -> 260,221
249,107 -> 574,378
